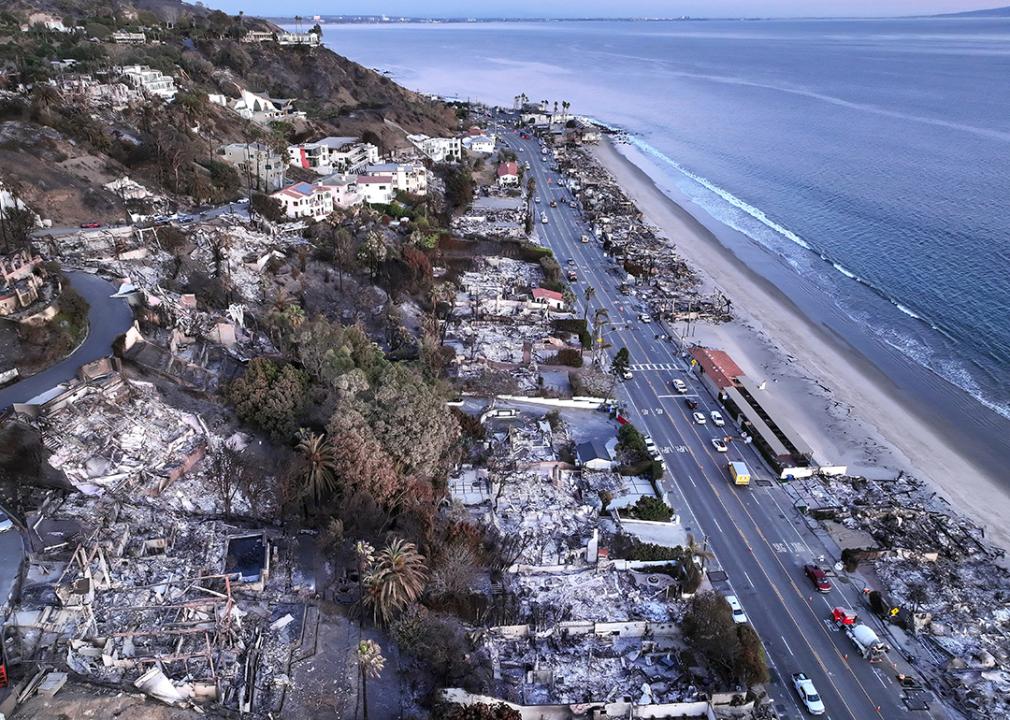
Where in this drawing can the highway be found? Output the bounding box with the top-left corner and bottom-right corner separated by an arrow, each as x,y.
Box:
499,119 -> 928,720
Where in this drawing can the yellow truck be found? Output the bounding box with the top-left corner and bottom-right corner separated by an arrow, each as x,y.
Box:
728,461 -> 751,486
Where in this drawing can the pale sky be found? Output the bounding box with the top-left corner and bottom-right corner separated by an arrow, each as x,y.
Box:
206,1 -> 1004,19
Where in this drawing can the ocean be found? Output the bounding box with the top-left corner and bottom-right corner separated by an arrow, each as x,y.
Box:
306,18 -> 1010,459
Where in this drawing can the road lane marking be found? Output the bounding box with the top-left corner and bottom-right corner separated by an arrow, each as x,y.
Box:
521,141 -> 882,718
782,635 -> 795,656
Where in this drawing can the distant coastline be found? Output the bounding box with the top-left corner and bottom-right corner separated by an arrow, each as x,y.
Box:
269,9 -> 1010,25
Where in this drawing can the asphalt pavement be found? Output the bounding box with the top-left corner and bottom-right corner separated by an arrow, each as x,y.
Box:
501,123 -> 927,720
0,271 -> 133,410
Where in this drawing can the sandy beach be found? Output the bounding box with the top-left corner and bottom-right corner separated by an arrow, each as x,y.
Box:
592,136 -> 1010,555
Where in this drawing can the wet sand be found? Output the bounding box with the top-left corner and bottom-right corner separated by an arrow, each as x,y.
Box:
592,136 -> 1010,554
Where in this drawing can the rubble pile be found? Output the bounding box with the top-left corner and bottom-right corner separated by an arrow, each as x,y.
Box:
493,632 -> 692,707
446,408 -> 699,706
808,473 -> 1010,720
553,143 -> 731,324
447,256 -> 578,389
11,377 -> 314,715
39,376 -> 206,497
452,188 -> 528,240
511,566 -> 677,624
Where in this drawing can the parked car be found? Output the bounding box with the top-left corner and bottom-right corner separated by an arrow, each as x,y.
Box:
711,411 -> 725,426
711,438 -> 728,453
79,222 -> 102,229
671,379 -> 688,393
685,398 -> 699,410
693,412 -> 707,424
804,564 -> 833,593
725,594 -> 748,624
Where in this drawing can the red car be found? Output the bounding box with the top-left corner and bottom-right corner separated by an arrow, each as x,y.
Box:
804,564 -> 832,593
79,222 -> 102,229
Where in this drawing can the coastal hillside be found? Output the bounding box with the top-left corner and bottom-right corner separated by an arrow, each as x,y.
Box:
0,0 -> 456,222
934,5 -> 1010,16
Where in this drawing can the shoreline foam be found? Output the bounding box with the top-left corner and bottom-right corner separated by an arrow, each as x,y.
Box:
591,134 -> 1010,555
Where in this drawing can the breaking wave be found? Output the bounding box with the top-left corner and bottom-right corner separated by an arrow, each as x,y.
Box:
615,132 -> 1010,421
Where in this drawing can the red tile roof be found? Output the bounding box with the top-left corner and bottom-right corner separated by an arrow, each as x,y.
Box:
497,161 -> 519,177
532,287 -> 564,303
689,346 -> 745,389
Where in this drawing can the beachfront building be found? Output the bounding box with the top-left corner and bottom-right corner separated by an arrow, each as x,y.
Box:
316,174 -> 364,209
361,162 -> 428,196
462,133 -> 496,154
355,175 -> 395,205
217,143 -> 286,193
407,134 -> 462,163
271,182 -> 334,221
288,137 -> 379,175
118,65 -> 176,101
531,287 -> 565,311
688,345 -> 818,477
497,161 -> 520,188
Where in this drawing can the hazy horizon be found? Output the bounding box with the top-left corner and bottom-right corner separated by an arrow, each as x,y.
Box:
209,0 -> 1005,19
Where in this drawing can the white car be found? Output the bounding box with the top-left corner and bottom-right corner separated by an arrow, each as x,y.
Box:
711,411 -> 725,427
711,438 -> 728,453
622,370 -> 633,380
792,673 -> 826,715
672,379 -> 688,393
725,594 -> 748,624
693,412 -> 707,425
0,511 -> 12,533
638,313 -> 652,323
535,196 -> 541,203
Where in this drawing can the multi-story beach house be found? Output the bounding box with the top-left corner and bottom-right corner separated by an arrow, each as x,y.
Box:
118,65 -> 176,101
361,162 -> 428,196
217,143 -> 286,193
462,133 -> 496,154
407,134 -> 462,163
355,175 -> 395,205
316,174 -> 365,209
287,137 -> 379,175
270,182 -> 334,221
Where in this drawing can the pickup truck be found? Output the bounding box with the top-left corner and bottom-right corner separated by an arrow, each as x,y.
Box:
792,673 -> 825,715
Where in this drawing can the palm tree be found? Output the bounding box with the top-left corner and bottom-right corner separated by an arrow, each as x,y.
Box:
685,533 -> 715,570
583,285 -> 596,322
357,639 -> 385,720
591,307 -> 610,367
363,538 -> 427,624
562,100 -> 571,122
295,430 -> 337,509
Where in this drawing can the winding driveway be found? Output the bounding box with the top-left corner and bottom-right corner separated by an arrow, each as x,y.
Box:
0,271 -> 133,410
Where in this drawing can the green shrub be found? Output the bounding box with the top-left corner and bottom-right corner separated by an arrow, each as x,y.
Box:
622,495 -> 674,522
